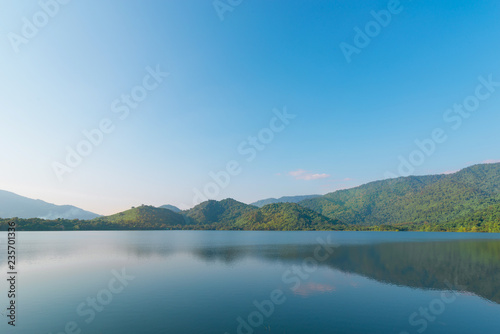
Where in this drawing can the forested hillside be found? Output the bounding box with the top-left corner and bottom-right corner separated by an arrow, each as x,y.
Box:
235,203 -> 344,230
300,163 -> 500,227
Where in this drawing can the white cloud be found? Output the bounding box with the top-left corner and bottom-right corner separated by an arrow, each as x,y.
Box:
288,169 -> 330,181
289,169 -> 306,177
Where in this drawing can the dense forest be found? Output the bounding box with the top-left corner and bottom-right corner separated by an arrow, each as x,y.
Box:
235,202 -> 344,230
299,163 -> 500,227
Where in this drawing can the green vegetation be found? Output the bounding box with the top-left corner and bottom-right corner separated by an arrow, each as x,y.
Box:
300,163 -> 500,229
1,163 -> 500,232
183,198 -> 257,228
235,203 -> 344,230
91,205 -> 188,229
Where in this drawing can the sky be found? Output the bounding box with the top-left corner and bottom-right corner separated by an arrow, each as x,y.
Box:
1,0 -> 500,215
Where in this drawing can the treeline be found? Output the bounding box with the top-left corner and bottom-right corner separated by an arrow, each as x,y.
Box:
341,221 -> 500,233
2,217 -> 498,232
0,217 -> 173,231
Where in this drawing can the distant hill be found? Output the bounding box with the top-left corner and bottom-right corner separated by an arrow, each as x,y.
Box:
90,199 -> 343,231
184,198 -> 257,226
59,199 -> 344,231
159,204 -> 181,213
236,202 -> 344,230
0,189 -> 100,220
251,195 -> 321,207
299,163 -> 500,226
92,205 -> 187,229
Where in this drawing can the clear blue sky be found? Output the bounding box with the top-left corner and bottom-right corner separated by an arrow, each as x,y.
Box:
1,0 -> 500,214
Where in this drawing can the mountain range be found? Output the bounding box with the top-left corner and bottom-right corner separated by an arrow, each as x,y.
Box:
1,163 -> 500,232
0,190 -> 100,220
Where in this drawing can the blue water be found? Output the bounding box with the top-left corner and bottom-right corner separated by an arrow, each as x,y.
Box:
1,231 -> 499,333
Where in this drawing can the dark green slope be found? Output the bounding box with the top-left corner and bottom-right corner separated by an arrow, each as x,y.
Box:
299,163 -> 500,226
440,203 -> 500,232
184,198 -> 257,226
235,202 -> 344,230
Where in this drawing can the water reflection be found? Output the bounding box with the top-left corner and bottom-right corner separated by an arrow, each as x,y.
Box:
2,232 -> 499,303
188,240 -> 500,304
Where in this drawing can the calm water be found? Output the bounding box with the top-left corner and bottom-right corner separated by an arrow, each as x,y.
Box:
1,231 -> 500,334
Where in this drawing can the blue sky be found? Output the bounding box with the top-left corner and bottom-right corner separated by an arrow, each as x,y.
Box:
1,0 -> 500,214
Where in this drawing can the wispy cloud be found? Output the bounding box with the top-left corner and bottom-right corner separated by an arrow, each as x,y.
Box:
483,159 -> 500,164
288,169 -> 330,181
289,169 -> 306,177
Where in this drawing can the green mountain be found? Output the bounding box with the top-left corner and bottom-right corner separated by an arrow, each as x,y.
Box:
92,205 -> 187,229
183,198 -> 257,227
251,195 -> 321,208
235,202 -> 344,230
159,204 -> 181,213
299,163 -> 500,226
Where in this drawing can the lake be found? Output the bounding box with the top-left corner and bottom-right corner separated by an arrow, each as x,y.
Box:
1,231 -> 500,334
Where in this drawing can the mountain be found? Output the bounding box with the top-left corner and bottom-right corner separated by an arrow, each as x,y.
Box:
251,195 -> 321,207
236,202 -> 344,230
159,204 -> 181,213
184,198 -> 257,226
299,163 -> 500,226
0,189 -> 100,220
92,205 -> 187,229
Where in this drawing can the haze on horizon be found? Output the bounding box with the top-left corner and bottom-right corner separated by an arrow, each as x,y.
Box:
1,0 -> 500,215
